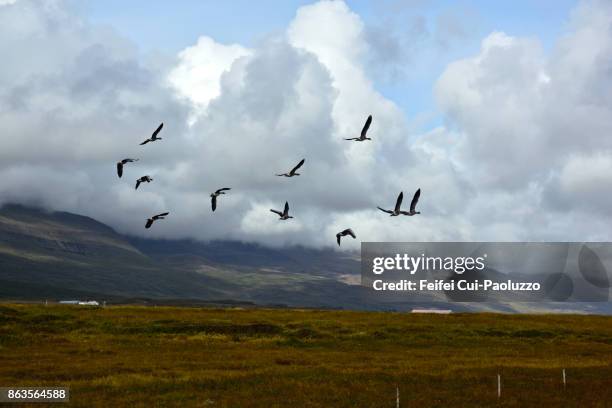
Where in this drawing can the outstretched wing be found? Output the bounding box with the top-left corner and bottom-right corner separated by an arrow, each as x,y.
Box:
135,180 -> 141,190
344,138 -> 358,141
152,122 -> 164,138
290,159 -> 305,175
336,233 -> 342,246
410,188 -> 421,213
211,195 -> 217,212
145,219 -> 153,229
377,207 -> 393,214
270,209 -> 283,216
216,188 -> 231,194
117,162 -> 123,178
360,115 -> 372,138
283,201 -> 289,216
345,228 -> 356,239
394,192 -> 404,213
140,139 -> 149,145
155,212 -> 169,219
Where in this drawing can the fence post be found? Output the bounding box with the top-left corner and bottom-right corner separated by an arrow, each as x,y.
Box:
396,384 -> 400,408
562,369 -> 566,390
497,374 -> 501,399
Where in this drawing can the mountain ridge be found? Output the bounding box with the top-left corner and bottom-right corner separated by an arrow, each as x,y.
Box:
0,204 -> 610,314
0,204 -> 370,309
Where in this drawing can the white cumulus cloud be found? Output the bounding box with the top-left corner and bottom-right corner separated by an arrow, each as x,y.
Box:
1,0 -> 612,250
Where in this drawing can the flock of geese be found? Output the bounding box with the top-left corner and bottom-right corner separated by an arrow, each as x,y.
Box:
116,115 -> 421,246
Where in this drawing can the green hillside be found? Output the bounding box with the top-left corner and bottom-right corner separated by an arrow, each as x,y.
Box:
0,205 -> 367,308
1,204 -> 610,314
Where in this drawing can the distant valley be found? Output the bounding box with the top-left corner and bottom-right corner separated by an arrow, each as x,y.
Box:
0,204 -> 609,314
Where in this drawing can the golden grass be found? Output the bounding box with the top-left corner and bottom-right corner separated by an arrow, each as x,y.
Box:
0,304 -> 610,407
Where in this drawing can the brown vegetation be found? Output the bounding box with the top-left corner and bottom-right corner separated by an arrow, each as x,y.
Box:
0,304 -> 610,407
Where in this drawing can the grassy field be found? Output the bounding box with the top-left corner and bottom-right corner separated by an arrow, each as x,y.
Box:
0,304 -> 610,407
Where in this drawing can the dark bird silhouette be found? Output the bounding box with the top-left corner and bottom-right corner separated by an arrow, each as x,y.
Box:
377,189 -> 421,216
135,175 -> 153,190
405,188 -> 421,216
377,191 -> 404,216
345,115 -> 372,141
145,212 -> 169,229
116,158 -> 138,178
210,188 -> 231,212
336,228 -> 356,246
276,159 -> 305,177
270,201 -> 293,220
140,122 -> 164,145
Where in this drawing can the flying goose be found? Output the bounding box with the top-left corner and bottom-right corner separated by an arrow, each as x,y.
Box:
270,201 -> 293,220
377,191 -> 404,216
336,228 -> 356,246
377,189 -> 421,216
116,158 -> 138,178
145,212 -> 169,229
276,159 -> 305,177
404,188 -> 421,216
345,115 -> 372,141
135,175 -> 153,190
210,188 -> 231,212
140,122 -> 164,145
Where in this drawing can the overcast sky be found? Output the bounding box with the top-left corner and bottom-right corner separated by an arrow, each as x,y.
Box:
1,0 -> 611,250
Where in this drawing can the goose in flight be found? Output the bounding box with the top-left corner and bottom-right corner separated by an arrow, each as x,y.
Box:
140,122 -> 164,145
116,158 -> 138,178
210,188 -> 231,212
404,188 -> 421,216
135,175 -> 153,190
276,159 -> 305,177
377,191 -> 404,216
377,189 -> 421,216
270,201 -> 293,220
345,115 -> 372,141
336,228 -> 356,246
145,212 -> 169,229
